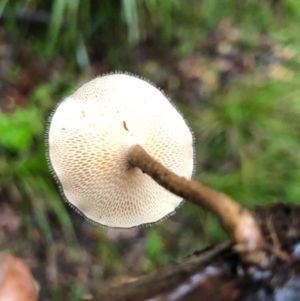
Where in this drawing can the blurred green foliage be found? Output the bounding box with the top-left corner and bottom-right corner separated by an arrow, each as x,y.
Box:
193,77 -> 300,203
1,0 -> 300,299
2,0 -> 300,65
0,84 -> 77,246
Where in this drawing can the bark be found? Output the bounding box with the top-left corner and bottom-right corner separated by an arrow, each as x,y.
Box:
91,203 -> 300,301
91,242 -> 234,301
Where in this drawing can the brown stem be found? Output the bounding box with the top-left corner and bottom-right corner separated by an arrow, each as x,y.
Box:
127,144 -> 267,265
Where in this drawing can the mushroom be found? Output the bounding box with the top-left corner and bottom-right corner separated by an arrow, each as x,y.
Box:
47,73 -> 271,265
48,73 -> 194,228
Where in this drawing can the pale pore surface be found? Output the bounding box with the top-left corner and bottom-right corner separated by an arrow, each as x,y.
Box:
48,74 -> 194,227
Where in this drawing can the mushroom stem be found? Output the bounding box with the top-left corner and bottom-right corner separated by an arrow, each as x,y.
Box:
127,144 -> 267,265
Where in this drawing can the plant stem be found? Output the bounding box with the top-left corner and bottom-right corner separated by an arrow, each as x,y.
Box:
127,144 -> 267,265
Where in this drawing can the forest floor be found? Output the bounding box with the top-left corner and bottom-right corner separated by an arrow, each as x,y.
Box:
0,18 -> 300,300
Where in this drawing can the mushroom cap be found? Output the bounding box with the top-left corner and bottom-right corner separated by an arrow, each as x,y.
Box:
48,73 -> 194,228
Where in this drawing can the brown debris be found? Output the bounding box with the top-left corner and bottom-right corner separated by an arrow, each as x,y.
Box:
0,28 -> 54,113
0,253 -> 38,301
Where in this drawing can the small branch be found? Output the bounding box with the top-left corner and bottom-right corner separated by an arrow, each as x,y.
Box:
127,144 -> 267,265
91,242 -> 232,301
